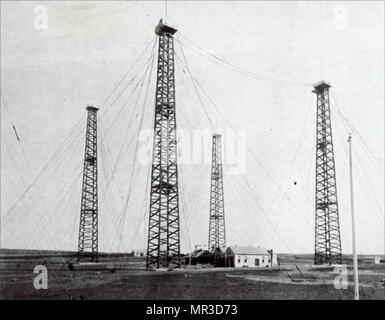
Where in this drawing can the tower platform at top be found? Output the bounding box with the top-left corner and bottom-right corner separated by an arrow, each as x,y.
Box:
313,80 -> 331,93
86,105 -> 99,112
155,19 -> 178,35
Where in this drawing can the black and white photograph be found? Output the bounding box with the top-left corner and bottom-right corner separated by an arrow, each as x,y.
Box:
0,0 -> 384,304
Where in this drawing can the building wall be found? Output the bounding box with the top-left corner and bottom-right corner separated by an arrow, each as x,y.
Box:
234,254 -> 270,268
272,254 -> 278,266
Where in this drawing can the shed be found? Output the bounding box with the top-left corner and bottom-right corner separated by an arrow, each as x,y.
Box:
186,249 -> 213,265
132,249 -> 146,257
213,246 -> 228,267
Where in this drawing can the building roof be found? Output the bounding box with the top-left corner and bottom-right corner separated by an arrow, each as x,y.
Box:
216,246 -> 227,253
228,246 -> 270,255
191,249 -> 212,258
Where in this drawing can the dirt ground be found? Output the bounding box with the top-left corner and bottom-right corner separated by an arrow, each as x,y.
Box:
1,249 -> 384,300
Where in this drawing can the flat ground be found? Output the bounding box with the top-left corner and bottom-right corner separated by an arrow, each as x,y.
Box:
1,249 -> 384,300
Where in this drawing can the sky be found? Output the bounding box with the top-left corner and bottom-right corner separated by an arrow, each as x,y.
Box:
1,1 -> 384,255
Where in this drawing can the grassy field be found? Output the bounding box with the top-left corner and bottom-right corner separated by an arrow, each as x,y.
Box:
1,249 -> 384,300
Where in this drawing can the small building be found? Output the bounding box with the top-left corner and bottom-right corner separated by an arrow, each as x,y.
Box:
186,249 -> 213,265
132,249 -> 146,257
225,246 -> 276,268
374,256 -> 381,264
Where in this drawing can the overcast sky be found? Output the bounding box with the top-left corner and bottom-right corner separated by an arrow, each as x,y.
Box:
1,1 -> 384,255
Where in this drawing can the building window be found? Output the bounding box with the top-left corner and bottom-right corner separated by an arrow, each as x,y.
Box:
244,256 -> 247,263
255,258 -> 259,266
237,256 -> 240,263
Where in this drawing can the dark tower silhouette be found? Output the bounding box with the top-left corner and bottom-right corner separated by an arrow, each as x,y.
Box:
78,106 -> 99,262
208,134 -> 226,252
313,81 -> 342,265
146,20 -> 181,270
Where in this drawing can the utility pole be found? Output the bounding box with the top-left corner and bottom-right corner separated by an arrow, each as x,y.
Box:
348,134 -> 359,300
313,81 -> 342,265
208,134 -> 226,252
146,19 -> 180,270
77,106 -> 99,263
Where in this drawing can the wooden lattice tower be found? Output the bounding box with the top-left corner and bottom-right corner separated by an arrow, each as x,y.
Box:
208,134 -> 226,252
313,81 -> 342,265
146,20 -> 181,270
78,106 -> 99,262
